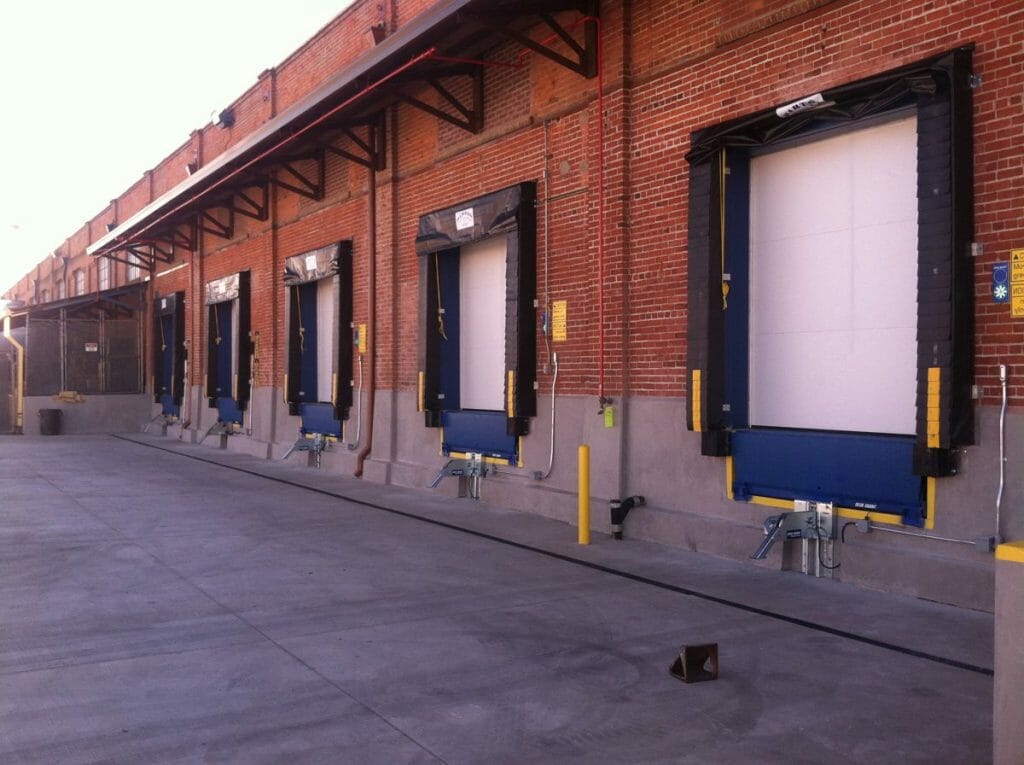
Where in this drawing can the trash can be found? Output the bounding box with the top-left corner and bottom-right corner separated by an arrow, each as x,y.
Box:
39,408 -> 62,436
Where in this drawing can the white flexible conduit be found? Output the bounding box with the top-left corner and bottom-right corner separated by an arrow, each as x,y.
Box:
537,352 -> 559,480
348,353 -> 363,450
996,364 -> 1008,543
180,357 -> 191,433
246,343 -> 256,437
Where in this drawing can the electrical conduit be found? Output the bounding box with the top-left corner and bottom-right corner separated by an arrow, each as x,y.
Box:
588,15 -> 607,407
348,353 -> 363,450
996,364 -> 1008,544
537,352 -> 559,479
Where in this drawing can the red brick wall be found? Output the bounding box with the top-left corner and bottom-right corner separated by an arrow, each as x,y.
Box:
7,0 -> 1022,413
118,174 -> 153,223
274,0 -> 382,116
151,140 -> 196,201
625,0 -> 1024,403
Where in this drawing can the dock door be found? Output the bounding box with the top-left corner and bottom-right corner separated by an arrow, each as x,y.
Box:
283,242 -> 354,438
205,272 -> 251,426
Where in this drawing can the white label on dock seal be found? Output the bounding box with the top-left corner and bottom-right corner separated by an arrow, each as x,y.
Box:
455,208 -> 475,231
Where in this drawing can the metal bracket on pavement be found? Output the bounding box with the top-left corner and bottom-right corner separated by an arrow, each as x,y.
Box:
430,454 -> 487,499
282,434 -> 328,467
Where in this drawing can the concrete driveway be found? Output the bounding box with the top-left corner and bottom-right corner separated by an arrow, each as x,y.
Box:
0,435 -> 992,764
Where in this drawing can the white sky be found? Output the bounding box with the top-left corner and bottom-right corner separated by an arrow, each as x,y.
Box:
0,0 -> 354,294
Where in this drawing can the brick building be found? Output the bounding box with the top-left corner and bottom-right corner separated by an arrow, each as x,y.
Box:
3,0 -> 1023,610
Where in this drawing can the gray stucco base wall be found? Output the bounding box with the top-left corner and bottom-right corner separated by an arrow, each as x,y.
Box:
24,394 -> 151,435
994,545 -> 1024,765
617,397 -> 1006,610
157,387 -> 1015,611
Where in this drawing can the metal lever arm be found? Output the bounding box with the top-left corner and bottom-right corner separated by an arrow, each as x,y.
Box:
751,510 -> 816,559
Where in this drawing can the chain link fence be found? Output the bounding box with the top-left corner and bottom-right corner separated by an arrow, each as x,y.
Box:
25,313 -> 141,396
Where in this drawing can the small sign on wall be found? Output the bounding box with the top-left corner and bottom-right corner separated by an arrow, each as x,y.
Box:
993,262 -> 1009,303
552,300 -> 567,342
1013,249 -> 1024,318
84,342 -> 98,353
1014,285 -> 1024,319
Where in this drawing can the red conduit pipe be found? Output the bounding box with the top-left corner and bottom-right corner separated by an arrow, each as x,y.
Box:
429,53 -> 523,70
590,16 -> 606,406
354,165 -> 376,477
512,15 -> 605,403
98,47 -> 438,256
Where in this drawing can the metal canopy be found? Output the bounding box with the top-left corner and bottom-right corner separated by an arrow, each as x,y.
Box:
87,0 -> 598,262
14,283 -> 147,319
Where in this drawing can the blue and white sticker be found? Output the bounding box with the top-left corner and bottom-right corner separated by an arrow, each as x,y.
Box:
993,261 -> 1009,303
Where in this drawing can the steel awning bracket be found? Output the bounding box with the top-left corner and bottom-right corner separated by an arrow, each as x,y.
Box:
95,295 -> 140,317
464,5 -> 598,78
166,220 -> 197,251
197,208 -> 234,240
125,245 -> 156,271
230,183 -> 270,221
121,245 -> 157,274
270,149 -> 326,200
146,240 -> 175,263
397,67 -> 484,133
320,114 -> 387,170
103,252 -> 143,270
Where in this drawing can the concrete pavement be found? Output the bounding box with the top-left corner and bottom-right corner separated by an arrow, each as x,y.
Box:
0,434 -> 993,764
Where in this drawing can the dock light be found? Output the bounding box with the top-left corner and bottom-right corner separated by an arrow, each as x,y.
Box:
214,108 -> 235,128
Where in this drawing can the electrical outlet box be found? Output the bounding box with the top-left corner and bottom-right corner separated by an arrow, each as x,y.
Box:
793,499 -> 836,539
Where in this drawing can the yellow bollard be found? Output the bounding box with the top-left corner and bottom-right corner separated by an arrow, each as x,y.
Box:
578,444 -> 591,545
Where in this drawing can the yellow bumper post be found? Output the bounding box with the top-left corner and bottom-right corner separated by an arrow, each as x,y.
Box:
578,444 -> 591,545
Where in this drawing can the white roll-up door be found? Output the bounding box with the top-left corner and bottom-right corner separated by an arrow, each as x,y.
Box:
459,235 -> 507,411
316,277 -> 334,402
748,115 -> 918,435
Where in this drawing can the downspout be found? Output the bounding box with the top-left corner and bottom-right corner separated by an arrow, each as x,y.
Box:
354,164 -> 376,477
181,247 -> 195,431
146,261 -> 156,409
196,211 -> 206,434
3,315 -> 24,434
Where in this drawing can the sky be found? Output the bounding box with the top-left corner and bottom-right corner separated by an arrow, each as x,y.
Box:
0,0 -> 354,294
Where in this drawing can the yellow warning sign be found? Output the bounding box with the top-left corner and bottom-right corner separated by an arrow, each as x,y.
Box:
1013,283 -> 1024,319
552,300 -> 567,342
1012,249 -> 1024,284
